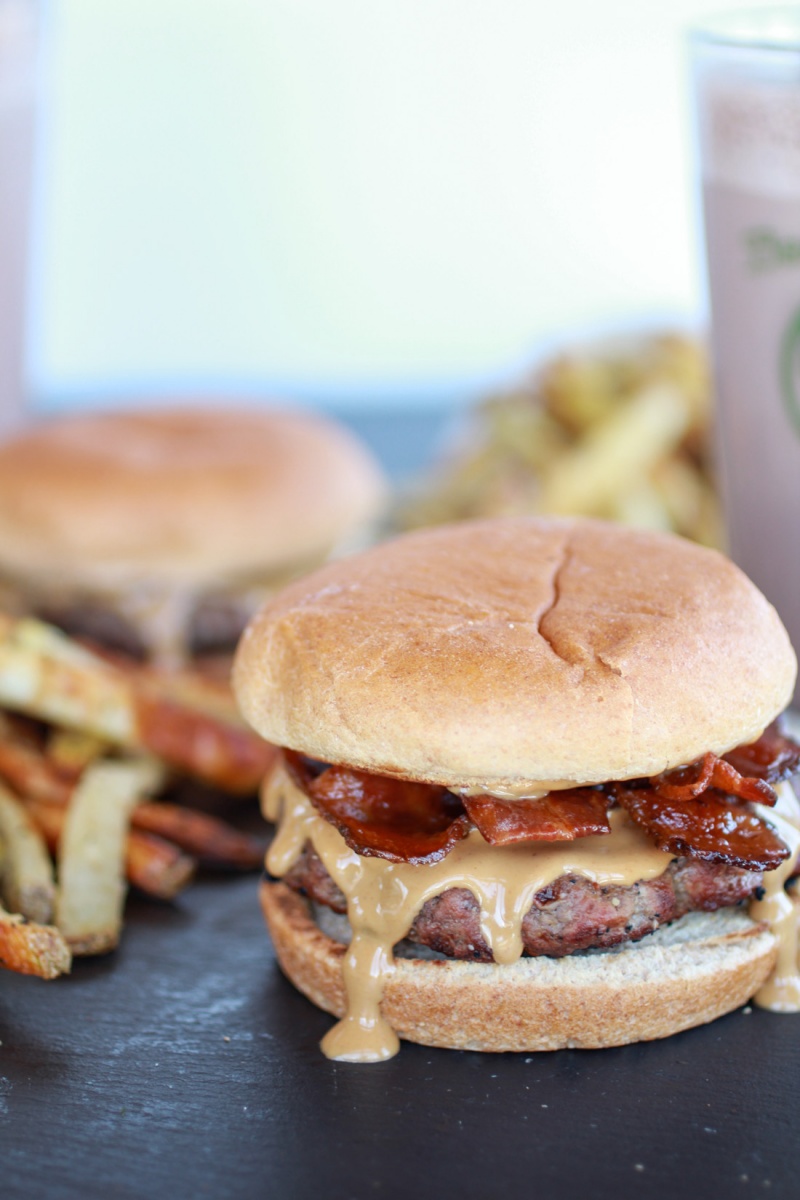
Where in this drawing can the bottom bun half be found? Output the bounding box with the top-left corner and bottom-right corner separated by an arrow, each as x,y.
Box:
261,880 -> 778,1053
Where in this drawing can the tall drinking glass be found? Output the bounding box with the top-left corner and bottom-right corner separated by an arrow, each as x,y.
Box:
690,8 -> 800,701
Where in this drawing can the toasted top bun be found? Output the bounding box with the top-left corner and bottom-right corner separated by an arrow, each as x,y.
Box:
233,517 -> 797,792
0,407 -> 386,589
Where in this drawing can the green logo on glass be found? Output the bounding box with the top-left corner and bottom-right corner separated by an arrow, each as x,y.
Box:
781,307 -> 800,438
747,228 -> 800,273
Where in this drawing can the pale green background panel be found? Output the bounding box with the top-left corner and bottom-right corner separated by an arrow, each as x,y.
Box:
29,0 -> 784,406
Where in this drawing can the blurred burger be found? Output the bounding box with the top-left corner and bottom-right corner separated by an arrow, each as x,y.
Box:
233,517 -> 800,1061
0,406 -> 386,667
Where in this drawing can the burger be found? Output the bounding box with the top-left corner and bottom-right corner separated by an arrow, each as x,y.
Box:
232,517 -> 800,1061
0,405 -> 386,668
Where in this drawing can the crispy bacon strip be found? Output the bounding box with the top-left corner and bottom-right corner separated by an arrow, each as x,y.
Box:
286,754 -> 470,864
651,752 -> 777,806
284,722 -> 796,866
723,721 -> 800,784
462,789 -> 610,845
614,784 -> 789,871
650,753 -> 716,799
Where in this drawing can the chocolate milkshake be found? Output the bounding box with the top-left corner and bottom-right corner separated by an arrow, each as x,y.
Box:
692,11 -> 800,701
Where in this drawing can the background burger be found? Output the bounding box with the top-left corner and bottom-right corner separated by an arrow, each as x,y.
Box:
0,405 -> 386,669
233,516 -> 800,1061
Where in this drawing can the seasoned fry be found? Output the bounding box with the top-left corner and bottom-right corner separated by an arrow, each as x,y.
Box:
132,802 -> 266,869
0,784 -> 56,923
0,903 -> 71,978
25,799 -> 196,901
610,481 -> 673,531
56,759 -> 163,955
127,656 -> 277,792
536,384 -> 690,516
46,728 -> 108,777
124,829 -> 196,900
0,718 -> 73,805
3,728 -> 263,867
0,615 -> 275,792
0,618 -> 275,979
24,798 -> 66,851
0,614 -> 135,741
396,331 -> 722,549
134,688 -> 276,794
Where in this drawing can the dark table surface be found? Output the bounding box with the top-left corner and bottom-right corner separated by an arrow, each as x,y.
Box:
3,408 -> 799,1200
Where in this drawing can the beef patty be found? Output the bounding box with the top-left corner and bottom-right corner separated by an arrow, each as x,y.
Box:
281,843 -> 763,960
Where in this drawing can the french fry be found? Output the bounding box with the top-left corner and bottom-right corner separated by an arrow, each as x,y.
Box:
127,652 -> 277,792
124,829 -> 196,900
536,383 -> 690,516
4,730 -> 263,868
45,728 -> 109,777
609,481 -> 673,532
24,798 -> 67,851
132,802 -> 266,869
0,784 -> 56,924
0,615 -> 275,792
25,799 -> 196,901
0,903 -> 71,979
55,759 -> 163,955
0,718 -> 73,805
133,688 -> 276,794
0,615 -> 135,742
0,616 -> 275,978
395,331 -> 720,549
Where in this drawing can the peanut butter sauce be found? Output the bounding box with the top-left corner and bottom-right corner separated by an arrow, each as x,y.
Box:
751,781 -> 800,1012
263,758 -> 674,1062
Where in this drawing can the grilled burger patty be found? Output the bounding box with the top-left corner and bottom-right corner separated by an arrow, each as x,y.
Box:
281,843 -> 763,960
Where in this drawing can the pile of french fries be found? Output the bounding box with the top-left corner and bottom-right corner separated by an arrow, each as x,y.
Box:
0,615 -> 274,980
397,332 -> 723,548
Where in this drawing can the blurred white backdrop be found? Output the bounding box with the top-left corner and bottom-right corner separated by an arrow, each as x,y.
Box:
18,0 -> 785,409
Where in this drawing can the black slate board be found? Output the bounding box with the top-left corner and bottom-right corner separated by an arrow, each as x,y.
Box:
2,409 -> 799,1200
